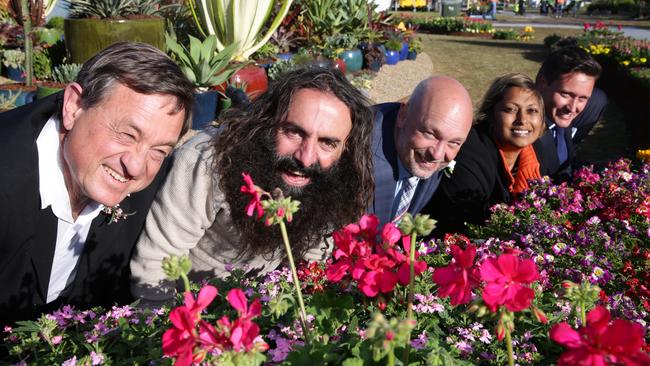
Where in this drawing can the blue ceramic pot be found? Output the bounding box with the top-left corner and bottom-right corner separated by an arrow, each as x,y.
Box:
5,66 -> 24,82
407,51 -> 418,60
192,90 -> 219,130
0,88 -> 36,108
384,50 -> 400,65
399,41 -> 409,61
276,52 -> 294,61
341,49 -> 363,73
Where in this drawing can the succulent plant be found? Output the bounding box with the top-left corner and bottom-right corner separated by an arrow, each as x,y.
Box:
2,48 -> 25,69
67,0 -> 166,19
51,63 -> 82,84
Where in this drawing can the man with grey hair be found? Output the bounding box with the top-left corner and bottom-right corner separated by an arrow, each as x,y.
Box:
0,42 -> 195,325
369,76 -> 474,224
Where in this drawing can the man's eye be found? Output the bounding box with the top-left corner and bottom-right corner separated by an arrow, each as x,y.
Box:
121,132 -> 136,141
150,150 -> 167,161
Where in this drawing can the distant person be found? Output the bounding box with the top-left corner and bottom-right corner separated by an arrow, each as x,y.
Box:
423,73 -> 546,236
0,42 -> 195,325
518,0 -> 526,14
555,0 -> 565,17
368,76 -> 473,225
572,0 -> 581,16
484,0 -> 498,19
535,46 -> 606,181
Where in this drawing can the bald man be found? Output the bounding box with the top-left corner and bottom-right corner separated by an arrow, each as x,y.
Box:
368,76 -> 474,224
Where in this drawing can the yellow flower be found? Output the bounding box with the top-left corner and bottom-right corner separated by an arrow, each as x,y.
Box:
641,57 -> 647,63
397,22 -> 407,31
637,149 -> 650,162
524,26 -> 534,33
622,60 -> 630,66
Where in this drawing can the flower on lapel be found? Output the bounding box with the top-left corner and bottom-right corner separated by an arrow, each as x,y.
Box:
102,204 -> 134,224
443,160 -> 456,178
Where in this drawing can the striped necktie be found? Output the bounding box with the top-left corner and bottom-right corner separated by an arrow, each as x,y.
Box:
393,176 -> 419,223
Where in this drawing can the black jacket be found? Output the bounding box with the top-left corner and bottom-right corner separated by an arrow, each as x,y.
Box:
0,94 -> 169,325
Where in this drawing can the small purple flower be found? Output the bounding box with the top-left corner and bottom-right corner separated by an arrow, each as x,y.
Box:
90,351 -> 104,365
62,356 -> 77,366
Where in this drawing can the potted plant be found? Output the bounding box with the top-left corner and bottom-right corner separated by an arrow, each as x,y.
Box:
189,0 -> 294,97
363,43 -> 385,72
64,0 -> 170,64
165,32 -> 240,130
407,37 -> 423,60
384,37 -> 402,65
326,33 -> 362,74
36,62 -> 82,99
2,49 -> 25,81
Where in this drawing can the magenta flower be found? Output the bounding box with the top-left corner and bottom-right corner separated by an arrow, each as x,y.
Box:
183,285 -> 218,321
432,244 -> 480,306
480,253 -> 539,312
551,306 -> 650,366
240,173 -> 264,219
162,307 -> 198,366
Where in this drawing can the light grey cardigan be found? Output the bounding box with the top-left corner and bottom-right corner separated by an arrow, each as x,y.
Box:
130,130 -> 330,304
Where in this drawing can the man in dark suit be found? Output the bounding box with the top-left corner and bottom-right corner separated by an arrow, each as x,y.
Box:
369,76 -> 473,224
0,42 -> 195,325
535,46 -> 606,181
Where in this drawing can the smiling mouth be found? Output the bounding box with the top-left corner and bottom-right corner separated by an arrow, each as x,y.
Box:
103,165 -> 129,183
511,129 -> 532,137
281,170 -> 311,187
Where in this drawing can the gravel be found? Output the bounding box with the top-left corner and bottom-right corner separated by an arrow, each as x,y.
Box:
367,52 -> 434,103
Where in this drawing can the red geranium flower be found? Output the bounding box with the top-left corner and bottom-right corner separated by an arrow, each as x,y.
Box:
432,244 -> 480,306
396,236 -> 427,286
480,253 -> 539,312
240,173 -> 264,219
551,306 -> 650,366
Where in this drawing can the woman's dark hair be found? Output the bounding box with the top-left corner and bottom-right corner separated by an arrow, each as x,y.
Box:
475,73 -> 545,129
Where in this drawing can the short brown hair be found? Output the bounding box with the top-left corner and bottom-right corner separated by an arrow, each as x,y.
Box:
536,46 -> 602,85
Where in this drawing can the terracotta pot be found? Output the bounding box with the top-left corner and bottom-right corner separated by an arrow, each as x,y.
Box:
230,64 -> 268,99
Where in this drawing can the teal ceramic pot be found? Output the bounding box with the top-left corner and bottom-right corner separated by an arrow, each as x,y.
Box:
384,50 -> 400,65
276,52 -> 294,61
64,18 -> 165,64
341,49 -> 363,73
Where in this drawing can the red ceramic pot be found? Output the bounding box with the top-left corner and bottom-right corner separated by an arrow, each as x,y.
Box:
333,58 -> 347,74
230,64 -> 268,99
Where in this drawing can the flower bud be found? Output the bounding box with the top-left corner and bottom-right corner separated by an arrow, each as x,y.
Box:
398,213 -> 415,235
414,214 -> 437,237
162,255 -> 192,281
532,306 -> 548,324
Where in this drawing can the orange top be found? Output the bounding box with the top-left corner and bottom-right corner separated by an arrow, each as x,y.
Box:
497,145 -> 542,194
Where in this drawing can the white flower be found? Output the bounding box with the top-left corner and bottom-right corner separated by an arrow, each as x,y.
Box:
444,160 -> 457,178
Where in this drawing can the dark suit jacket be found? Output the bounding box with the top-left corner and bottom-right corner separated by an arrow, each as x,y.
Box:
0,94 -> 169,325
368,103 -> 442,225
538,87 -> 607,181
422,124 -> 546,237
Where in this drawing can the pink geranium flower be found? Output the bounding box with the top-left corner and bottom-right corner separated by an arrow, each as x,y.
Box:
480,253 -> 539,312
184,285 -> 218,321
551,306 -> 650,366
162,307 -> 198,366
396,236 -> 427,286
240,173 -> 264,219
432,244 -> 480,306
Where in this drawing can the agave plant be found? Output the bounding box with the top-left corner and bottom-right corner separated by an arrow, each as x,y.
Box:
188,0 -> 293,61
165,32 -> 241,90
67,0 -> 165,19
52,63 -> 83,84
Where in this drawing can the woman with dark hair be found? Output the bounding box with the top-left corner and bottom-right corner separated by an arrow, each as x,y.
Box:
423,73 -> 546,236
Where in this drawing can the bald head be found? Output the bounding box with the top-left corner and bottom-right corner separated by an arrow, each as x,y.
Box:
394,76 -> 473,179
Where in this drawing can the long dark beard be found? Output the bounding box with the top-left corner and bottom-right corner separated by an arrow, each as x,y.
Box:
219,131 -> 361,258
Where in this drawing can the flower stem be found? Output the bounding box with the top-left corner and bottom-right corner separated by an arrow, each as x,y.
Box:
388,349 -> 395,366
279,221 -> 311,345
505,326 -> 514,366
402,232 -> 418,366
579,300 -> 586,326
180,273 -> 191,294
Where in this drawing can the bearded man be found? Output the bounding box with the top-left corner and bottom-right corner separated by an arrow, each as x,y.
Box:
130,68 -> 374,304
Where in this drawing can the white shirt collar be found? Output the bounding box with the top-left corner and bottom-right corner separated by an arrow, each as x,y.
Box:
36,115 -> 103,223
